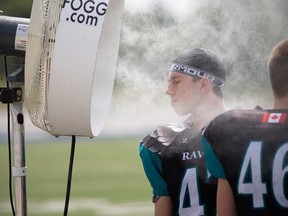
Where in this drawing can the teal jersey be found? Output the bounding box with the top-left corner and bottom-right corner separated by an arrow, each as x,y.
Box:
140,120 -> 217,216
203,109 -> 288,216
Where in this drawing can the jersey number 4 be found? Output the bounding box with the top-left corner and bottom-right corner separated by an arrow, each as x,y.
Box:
238,141 -> 288,208
178,168 -> 205,216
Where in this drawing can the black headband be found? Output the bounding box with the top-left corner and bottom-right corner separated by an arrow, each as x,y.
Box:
170,63 -> 224,89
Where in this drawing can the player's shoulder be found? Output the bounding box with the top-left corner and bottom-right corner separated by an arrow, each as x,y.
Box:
140,121 -> 193,153
208,107 -> 288,129
206,108 -> 266,130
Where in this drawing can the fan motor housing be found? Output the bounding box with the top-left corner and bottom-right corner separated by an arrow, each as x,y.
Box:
0,16 -> 29,57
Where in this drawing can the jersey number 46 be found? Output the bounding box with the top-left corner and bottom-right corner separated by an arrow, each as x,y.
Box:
238,141 -> 288,208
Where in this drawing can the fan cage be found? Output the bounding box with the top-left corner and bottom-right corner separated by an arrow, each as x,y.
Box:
25,0 -> 63,133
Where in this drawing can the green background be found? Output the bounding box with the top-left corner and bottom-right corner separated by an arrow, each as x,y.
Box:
0,139 -> 152,216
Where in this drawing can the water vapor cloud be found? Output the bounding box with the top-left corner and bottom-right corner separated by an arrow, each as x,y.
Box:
101,0 -> 288,137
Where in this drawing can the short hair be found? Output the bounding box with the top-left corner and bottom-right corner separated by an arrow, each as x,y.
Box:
268,38 -> 288,98
191,76 -> 224,98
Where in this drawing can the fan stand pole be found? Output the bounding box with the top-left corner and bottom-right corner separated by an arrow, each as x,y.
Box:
8,68 -> 27,216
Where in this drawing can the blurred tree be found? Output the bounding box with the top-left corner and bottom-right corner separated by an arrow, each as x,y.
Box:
0,0 -> 33,18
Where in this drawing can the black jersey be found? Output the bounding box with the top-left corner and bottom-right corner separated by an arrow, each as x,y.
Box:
202,109 -> 288,216
140,120 -> 217,216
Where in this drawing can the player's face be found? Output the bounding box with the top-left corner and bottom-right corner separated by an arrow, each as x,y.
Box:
165,71 -> 202,115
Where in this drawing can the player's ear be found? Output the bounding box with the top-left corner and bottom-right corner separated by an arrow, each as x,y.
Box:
200,77 -> 211,91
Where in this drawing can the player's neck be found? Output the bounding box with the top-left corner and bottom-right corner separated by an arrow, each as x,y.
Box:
273,97 -> 288,109
191,100 -> 228,130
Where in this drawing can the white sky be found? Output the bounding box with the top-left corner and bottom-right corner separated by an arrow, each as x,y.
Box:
124,0 -> 206,17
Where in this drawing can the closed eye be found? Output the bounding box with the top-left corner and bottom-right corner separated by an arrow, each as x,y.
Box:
169,77 -> 181,85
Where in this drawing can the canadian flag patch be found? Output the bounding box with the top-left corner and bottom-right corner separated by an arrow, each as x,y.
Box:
262,113 -> 287,123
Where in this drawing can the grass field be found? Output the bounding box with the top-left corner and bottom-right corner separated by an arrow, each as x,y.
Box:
0,138 -> 153,216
